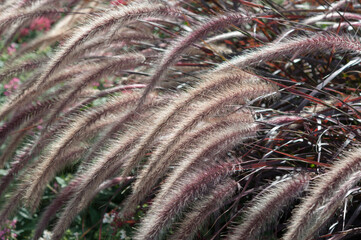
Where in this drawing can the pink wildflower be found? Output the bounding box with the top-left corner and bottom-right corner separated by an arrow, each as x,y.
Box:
7,43 -> 16,55
37,119 -> 43,130
92,81 -> 100,87
4,78 -> 21,96
0,220 -> 17,239
20,28 -> 30,36
10,220 -> 16,228
30,17 -> 51,31
103,78 -> 113,88
111,0 -> 127,6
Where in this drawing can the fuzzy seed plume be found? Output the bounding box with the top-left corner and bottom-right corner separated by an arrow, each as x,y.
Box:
49,99 -> 164,240
228,173 -> 310,240
170,179 -> 238,240
283,148 -> 361,240
158,123 -> 259,201
42,53 -> 145,129
0,3 -> 62,35
215,34 -> 361,72
134,162 -> 236,240
139,12 -> 252,105
0,1 -> 181,121
122,111 -> 254,215
21,93 -> 141,209
49,131 -> 143,240
117,70 -> 262,191
0,56 -> 47,84
121,81 -> 277,186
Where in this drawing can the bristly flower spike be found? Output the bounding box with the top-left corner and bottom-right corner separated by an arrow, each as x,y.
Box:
0,1 -> 181,120
283,148 -> 361,240
138,12 -> 252,106
170,179 -> 238,240
215,34 -> 361,72
227,174 -> 310,240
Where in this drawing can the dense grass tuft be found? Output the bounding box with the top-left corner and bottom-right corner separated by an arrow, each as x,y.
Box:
1,0 -> 361,239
